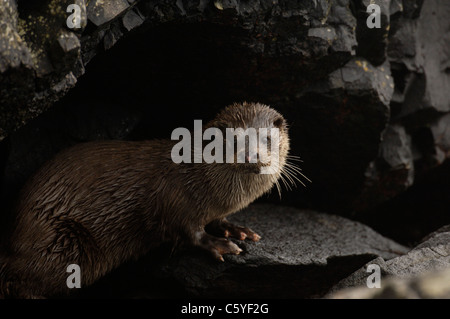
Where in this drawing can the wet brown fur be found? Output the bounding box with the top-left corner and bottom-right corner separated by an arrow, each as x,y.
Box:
0,102 -> 290,298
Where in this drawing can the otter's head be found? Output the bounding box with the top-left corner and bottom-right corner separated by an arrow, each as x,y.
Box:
205,102 -> 290,177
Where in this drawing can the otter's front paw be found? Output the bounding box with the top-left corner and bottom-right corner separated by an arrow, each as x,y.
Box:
206,219 -> 261,242
197,232 -> 242,262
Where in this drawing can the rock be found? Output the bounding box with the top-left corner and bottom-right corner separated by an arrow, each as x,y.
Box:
379,125 -> 413,172
0,0 -> 83,142
387,1 -> 450,145
354,0 -> 450,211
82,204 -> 408,298
355,124 -> 414,211
0,0 -> 37,141
411,1 -> 450,114
327,225 -> 450,297
358,162 -> 450,245
430,114 -> 450,165
294,57 -> 393,212
87,0 -> 129,27
103,22 -> 124,50
122,10 -> 144,31
0,0 -> 33,72
328,58 -> 394,105
56,31 -> 81,54
353,0 -> 391,66
330,268 -> 450,299
51,30 -> 82,73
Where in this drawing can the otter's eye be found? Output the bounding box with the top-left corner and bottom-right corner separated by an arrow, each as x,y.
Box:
273,117 -> 284,128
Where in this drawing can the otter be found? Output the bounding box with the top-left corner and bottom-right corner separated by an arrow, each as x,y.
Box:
0,102 -> 305,298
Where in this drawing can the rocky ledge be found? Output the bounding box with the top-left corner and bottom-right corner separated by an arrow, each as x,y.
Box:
81,204 -> 411,298
328,225 -> 450,298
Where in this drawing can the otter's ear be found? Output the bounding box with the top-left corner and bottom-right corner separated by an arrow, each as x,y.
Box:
273,116 -> 285,128
212,121 -> 229,139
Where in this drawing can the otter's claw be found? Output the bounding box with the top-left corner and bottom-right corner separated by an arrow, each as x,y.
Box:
198,233 -> 242,262
206,219 -> 261,242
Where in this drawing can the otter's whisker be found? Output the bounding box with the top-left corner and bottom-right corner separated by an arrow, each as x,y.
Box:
284,162 -> 312,184
274,179 -> 282,199
284,161 -> 302,169
279,172 -> 293,191
284,167 -> 306,187
284,161 -> 304,172
297,171 -> 312,184
283,162 -> 301,174
286,155 -> 304,162
280,168 -> 296,188
284,165 -> 306,179
283,161 -> 311,186
284,165 -> 308,184
282,167 -> 301,188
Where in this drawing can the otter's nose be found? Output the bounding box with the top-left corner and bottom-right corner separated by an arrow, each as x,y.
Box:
245,149 -> 258,163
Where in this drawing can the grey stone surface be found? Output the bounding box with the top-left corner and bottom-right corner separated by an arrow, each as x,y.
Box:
328,58 -> 394,106
0,0 -> 33,73
0,0 -> 38,140
327,225 -> 450,297
356,123 -> 414,211
351,0 -> 450,211
0,0 -> 84,142
354,0 -> 391,66
85,204 -> 408,298
87,0 -> 130,27
431,113 -> 450,165
226,204 -> 407,266
330,268 -> 450,299
122,9 -> 144,31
